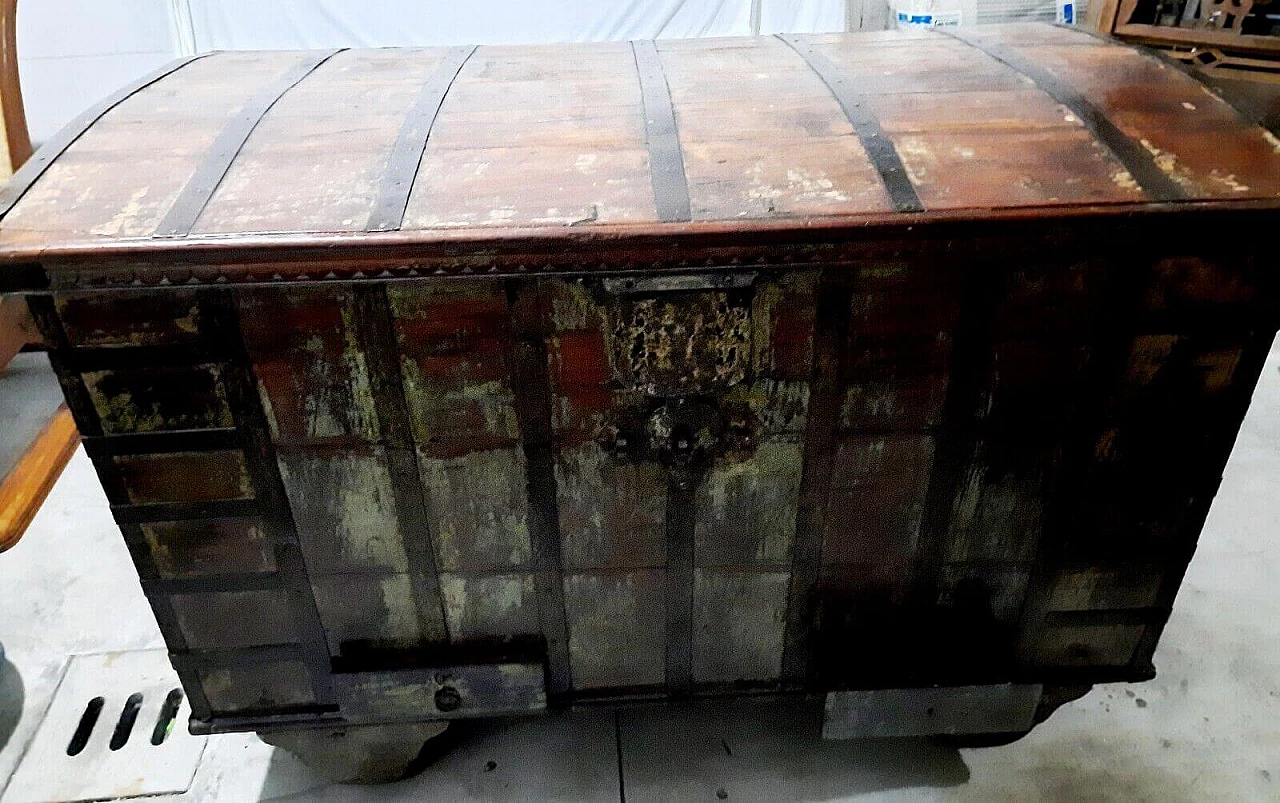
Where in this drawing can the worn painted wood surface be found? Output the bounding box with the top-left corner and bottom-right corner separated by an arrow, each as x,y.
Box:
13,23 -> 1280,734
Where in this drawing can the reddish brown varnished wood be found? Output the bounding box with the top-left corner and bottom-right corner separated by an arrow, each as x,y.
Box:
0,23 -> 1276,280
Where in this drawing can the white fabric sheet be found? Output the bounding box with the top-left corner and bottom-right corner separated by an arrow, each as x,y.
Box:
176,0 -> 850,51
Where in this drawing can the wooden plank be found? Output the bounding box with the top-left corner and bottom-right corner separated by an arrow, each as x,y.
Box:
156,49 -> 344,237
402,145 -> 656,229
239,287 -> 380,447
1024,43 -> 1280,199
403,40 -> 654,230
0,406 -> 78,552
1,52 -> 305,241
813,39 -> 1024,95
0,53 -> 209,220
942,28 -> 1190,201
779,35 -> 922,212
659,38 -> 889,219
894,128 -> 1143,209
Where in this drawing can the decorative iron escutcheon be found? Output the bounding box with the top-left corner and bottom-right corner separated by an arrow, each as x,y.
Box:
598,272 -> 760,473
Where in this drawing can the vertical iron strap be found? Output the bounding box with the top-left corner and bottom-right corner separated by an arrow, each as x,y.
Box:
0,54 -> 212,221
777,34 -> 924,214
205,289 -> 338,706
505,282 -> 574,697
350,284 -> 452,644
779,273 -> 852,686
632,40 -> 692,223
940,28 -> 1189,202
154,49 -> 344,238
909,263 -> 1001,610
367,46 -> 476,232
665,471 -> 697,694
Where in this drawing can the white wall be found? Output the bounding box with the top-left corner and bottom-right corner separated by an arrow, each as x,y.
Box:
16,0 -> 176,144
13,0 -> 867,145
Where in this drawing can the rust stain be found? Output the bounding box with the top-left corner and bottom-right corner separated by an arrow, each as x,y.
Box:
609,293 -> 751,395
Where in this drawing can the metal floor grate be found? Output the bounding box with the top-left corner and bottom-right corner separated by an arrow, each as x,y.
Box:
3,650 -> 206,803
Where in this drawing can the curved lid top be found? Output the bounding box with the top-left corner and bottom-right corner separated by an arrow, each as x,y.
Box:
0,22 -> 1277,271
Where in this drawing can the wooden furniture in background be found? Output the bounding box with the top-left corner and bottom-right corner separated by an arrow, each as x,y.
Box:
0,0 -> 77,553
0,0 -> 30,178
1090,0 -> 1280,81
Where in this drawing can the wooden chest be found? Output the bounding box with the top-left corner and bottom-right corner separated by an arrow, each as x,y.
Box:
4,22 -> 1278,747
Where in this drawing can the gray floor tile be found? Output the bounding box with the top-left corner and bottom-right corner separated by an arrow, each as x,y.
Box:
617,696 -> 968,802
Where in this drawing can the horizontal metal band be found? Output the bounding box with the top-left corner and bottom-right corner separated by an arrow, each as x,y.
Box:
58,343 -> 229,371
778,34 -> 924,214
142,572 -> 284,595
367,46 -> 476,232
633,40 -> 692,223
824,684 -> 1043,739
0,54 -> 212,221
112,498 -> 259,524
1042,607 -> 1163,627
82,428 -> 241,458
332,662 -> 546,722
601,271 -> 758,295
154,49 -> 345,238
169,643 -> 307,670
941,28 -> 1189,202
189,708 -> 342,736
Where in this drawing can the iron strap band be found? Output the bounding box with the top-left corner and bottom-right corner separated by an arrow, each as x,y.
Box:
777,34 -> 924,214
154,49 -> 345,238
0,54 -> 212,221
505,281 -> 574,698
367,45 -> 476,232
632,40 -> 693,224
941,28 -> 1189,202
664,472 -> 696,693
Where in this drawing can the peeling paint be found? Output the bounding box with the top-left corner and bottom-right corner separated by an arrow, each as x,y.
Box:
696,440 -> 801,566
1111,170 -> 1139,192
556,442 -> 666,570
278,451 -> 410,573
420,448 -> 531,572
564,571 -> 665,688
440,572 -> 537,640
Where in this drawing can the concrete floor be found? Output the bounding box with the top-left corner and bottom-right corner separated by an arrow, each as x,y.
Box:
3,340 -> 1280,801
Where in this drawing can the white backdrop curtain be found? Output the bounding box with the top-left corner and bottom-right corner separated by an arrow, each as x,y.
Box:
170,0 -> 848,53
